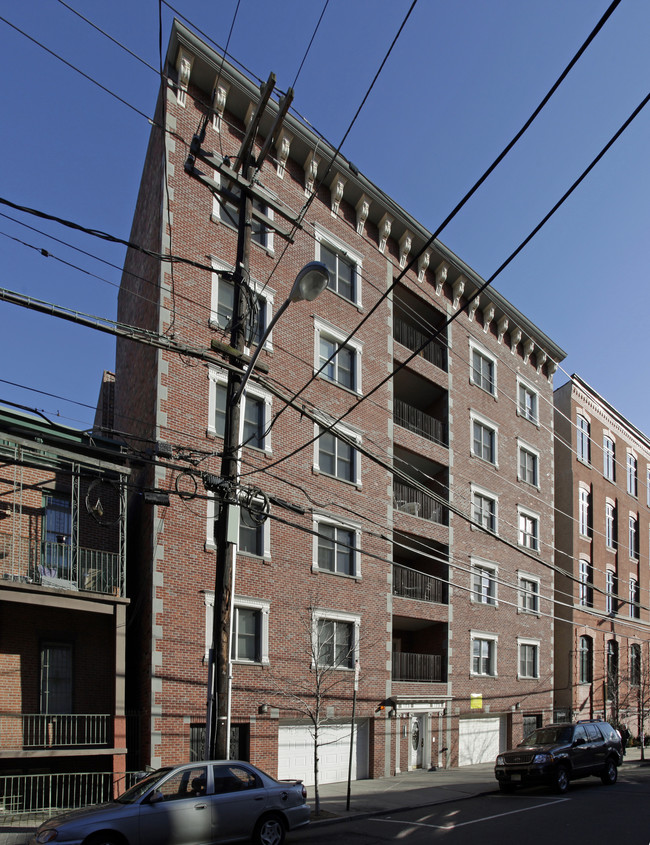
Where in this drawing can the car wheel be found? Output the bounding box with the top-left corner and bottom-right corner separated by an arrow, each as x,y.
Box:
553,766 -> 569,794
253,814 -> 286,845
601,758 -> 618,785
84,834 -> 122,845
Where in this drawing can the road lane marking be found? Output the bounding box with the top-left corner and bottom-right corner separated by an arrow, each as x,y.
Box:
371,797 -> 569,830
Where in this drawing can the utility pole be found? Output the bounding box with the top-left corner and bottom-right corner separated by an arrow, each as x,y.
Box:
185,72 -> 296,760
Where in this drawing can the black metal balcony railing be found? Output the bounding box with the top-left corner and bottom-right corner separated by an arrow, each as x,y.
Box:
394,399 -> 448,447
393,318 -> 447,371
393,563 -> 446,604
0,533 -> 122,596
0,714 -> 111,750
392,651 -> 443,682
393,481 -> 448,525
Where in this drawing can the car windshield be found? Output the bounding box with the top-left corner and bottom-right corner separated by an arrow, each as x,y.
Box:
117,769 -> 173,804
520,726 -> 573,746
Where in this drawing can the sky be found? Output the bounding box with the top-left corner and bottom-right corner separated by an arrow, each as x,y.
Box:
1,0 -> 649,436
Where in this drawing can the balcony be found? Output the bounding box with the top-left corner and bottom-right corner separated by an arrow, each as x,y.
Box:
0,533 -> 123,597
392,651 -> 443,682
0,713 -> 112,751
393,563 -> 446,604
394,317 -> 447,371
393,481 -> 448,525
394,398 -> 447,447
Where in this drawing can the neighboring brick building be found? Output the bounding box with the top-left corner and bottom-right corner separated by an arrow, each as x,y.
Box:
113,20 -> 565,780
554,376 -> 650,737
0,405 -> 129,810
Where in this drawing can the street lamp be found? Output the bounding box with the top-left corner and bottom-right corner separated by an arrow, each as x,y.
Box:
231,261 -> 330,404
209,260 -> 330,760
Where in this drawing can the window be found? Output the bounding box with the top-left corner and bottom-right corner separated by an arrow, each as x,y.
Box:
518,508 -> 540,551
518,380 -> 538,424
471,634 -> 497,676
472,560 -> 497,605
315,225 -> 362,306
314,611 -> 360,669
314,516 -> 360,577
157,766 -> 209,802
203,592 -> 269,665
579,559 -> 593,607
470,344 -> 496,395
518,443 -> 539,487
471,413 -> 498,465
606,640 -> 619,700
42,494 -> 72,579
206,496 -> 270,560
630,644 -> 641,687
519,640 -> 540,679
605,501 -> 617,549
577,414 -> 590,464
606,570 -> 617,615
472,487 -> 497,533
315,423 -> 361,485
629,577 -> 640,619
629,514 -> 639,559
208,369 -> 271,453
214,178 -> 273,250
603,436 -> 616,481
519,574 -> 540,614
578,636 -> 593,684
314,319 -> 362,393
40,643 -> 72,714
578,486 -> 591,538
627,452 -> 638,497
210,261 -> 274,346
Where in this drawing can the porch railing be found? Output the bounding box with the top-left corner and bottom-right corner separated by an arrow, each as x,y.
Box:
0,532 -> 122,596
393,563 -> 446,604
394,318 -> 447,371
392,651 -> 443,682
393,481 -> 448,525
394,399 -> 448,447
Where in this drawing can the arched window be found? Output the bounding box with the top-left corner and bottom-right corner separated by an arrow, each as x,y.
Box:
578,636 -> 593,684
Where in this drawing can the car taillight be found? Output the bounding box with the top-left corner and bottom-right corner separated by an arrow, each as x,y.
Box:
301,785 -> 307,800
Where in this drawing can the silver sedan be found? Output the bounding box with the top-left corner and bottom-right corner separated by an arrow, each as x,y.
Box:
31,761 -> 310,845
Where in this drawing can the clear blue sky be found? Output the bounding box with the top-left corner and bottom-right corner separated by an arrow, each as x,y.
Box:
1,1 -> 648,434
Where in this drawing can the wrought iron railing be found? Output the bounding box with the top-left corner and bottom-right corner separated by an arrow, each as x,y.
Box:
393,318 -> 447,371
0,532 -> 122,596
393,564 -> 446,604
393,481 -> 448,525
0,714 -> 111,751
392,651 -> 443,682
394,399 -> 448,446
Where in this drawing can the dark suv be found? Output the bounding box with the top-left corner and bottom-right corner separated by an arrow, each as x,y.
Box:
495,721 -> 622,794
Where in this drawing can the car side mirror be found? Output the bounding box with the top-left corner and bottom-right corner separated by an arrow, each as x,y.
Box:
147,791 -> 165,804
573,737 -> 585,747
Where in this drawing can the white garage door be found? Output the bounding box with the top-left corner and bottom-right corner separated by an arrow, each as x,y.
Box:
278,721 -> 368,786
458,716 -> 504,766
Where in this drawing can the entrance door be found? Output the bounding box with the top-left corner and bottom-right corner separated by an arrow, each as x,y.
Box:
410,716 -> 424,769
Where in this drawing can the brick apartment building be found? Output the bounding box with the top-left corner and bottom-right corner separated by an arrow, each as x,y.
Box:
554,375 -> 650,736
0,405 -> 129,811
113,20 -> 566,781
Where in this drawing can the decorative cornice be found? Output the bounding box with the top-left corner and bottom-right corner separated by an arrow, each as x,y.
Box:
330,174 -> 346,217
275,128 -> 292,179
378,213 -> 393,253
175,49 -> 193,107
304,152 -> 320,196
510,326 -> 522,354
435,261 -> 449,296
467,297 -> 479,321
536,350 -> 547,375
211,81 -> 229,132
497,316 -> 509,344
356,194 -> 370,235
546,359 -> 557,382
417,250 -> 431,283
452,275 -> 465,310
482,302 -> 495,333
399,230 -> 413,269
523,338 -> 535,362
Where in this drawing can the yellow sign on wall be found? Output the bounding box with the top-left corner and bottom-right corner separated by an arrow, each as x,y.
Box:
470,693 -> 483,710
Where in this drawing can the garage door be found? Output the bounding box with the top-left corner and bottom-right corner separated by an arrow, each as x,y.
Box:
458,716 -> 504,766
278,721 -> 368,786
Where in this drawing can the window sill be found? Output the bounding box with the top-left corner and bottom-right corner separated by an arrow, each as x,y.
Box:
470,453 -> 498,470
312,467 -> 362,490
313,566 -> 361,582
316,373 -> 362,398
470,379 -> 497,400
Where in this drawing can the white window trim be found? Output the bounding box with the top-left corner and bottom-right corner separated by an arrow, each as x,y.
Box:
518,571 -> 541,615
312,608 -> 361,670
205,494 -> 271,561
207,366 -> 272,454
211,171 -> 275,255
313,316 -> 363,395
470,630 -> 498,678
578,482 -> 591,539
313,418 -> 362,488
469,338 -> 497,397
517,505 -> 541,552
576,410 -> 591,465
628,511 -> 639,560
203,591 -> 270,665
312,513 -> 362,579
470,410 -> 499,468
517,438 -> 541,488
627,450 -> 639,498
470,556 -> 499,606
516,376 -> 539,425
602,432 -> 616,482
209,258 -> 275,352
314,223 -> 363,308
470,483 -> 499,534
518,637 -> 541,679
605,498 -> 617,550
